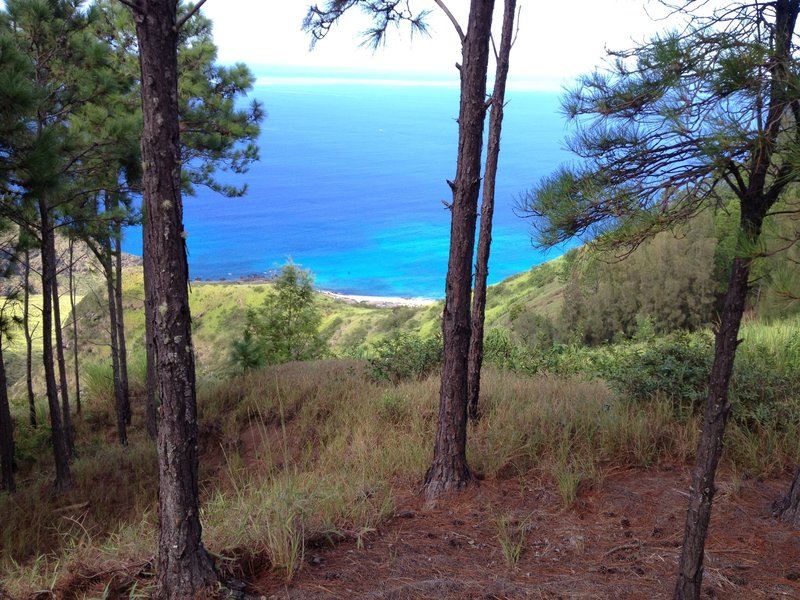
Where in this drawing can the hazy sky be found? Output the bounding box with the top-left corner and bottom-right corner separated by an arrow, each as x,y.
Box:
201,1 -> 682,89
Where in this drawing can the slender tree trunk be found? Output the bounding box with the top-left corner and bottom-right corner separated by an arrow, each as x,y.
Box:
38,199 -> 72,493
424,0 -> 495,501
775,467 -> 800,527
0,340 -> 14,493
68,239 -> 81,415
23,248 -> 36,428
50,261 -> 75,458
674,3 -> 798,596
144,293 -> 158,440
674,257 -> 750,598
103,249 -> 127,447
131,1 -> 217,595
86,232 -> 128,445
467,0 -> 516,422
674,207 -> 767,599
113,225 -> 131,425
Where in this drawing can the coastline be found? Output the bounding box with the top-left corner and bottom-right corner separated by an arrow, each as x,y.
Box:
189,276 -> 440,308
319,290 -> 439,308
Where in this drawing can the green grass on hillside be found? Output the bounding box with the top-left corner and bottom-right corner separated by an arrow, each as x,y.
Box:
23,256 -> 565,395
4,294 -> 82,394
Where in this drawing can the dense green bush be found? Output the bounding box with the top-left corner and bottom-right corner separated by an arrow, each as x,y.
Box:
482,328 -> 545,373
509,310 -> 557,348
231,262 -> 326,370
597,332 -> 713,414
558,214 -> 719,344
367,332 -> 442,383
535,324 -> 800,430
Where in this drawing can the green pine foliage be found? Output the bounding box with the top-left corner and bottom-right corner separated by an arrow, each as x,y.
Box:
233,263 -> 327,370
558,212 -> 720,344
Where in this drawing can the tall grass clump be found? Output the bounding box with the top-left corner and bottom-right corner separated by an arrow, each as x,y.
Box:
470,371 -> 696,482
197,360 -> 434,580
82,359 -> 116,407
0,436 -> 158,596
739,314 -> 800,372
495,512 -> 530,568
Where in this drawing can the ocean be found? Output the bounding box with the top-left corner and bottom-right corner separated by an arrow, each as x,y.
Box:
123,74 -> 572,299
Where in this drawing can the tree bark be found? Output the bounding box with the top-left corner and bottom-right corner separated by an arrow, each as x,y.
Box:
0,339 -> 14,493
68,239 -> 81,415
425,0 -> 495,501
50,258 -> 75,458
38,198 -> 72,493
86,222 -> 128,446
775,467 -> 800,527
467,0 -> 516,422
130,1 -> 217,596
674,254 -> 752,599
23,247 -> 36,428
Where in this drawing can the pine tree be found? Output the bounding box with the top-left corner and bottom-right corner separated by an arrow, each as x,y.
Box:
520,2 -> 800,597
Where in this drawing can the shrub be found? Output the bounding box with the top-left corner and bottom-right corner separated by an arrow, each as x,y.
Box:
232,262 -> 326,370
230,328 -> 266,371
509,311 -> 557,348
554,323 -> 800,430
600,332 -> 713,413
367,332 -> 442,383
482,328 -> 541,373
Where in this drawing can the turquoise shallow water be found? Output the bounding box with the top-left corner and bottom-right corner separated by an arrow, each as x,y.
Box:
123,75 -> 571,298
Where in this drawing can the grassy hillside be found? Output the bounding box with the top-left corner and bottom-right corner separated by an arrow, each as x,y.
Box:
3,294 -> 83,395
6,254 -> 564,394
8,203 -> 800,403
3,234 -> 800,596
3,348 -> 799,595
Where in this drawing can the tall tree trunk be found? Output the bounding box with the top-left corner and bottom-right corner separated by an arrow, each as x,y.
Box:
467,0 -> 516,422
674,259 -> 750,599
775,467 -> 800,527
68,239 -> 81,415
0,340 -> 14,493
130,1 -> 217,596
113,224 -> 131,425
23,247 -> 36,428
50,260 -> 75,458
103,249 -> 127,447
674,209 -> 766,599
424,0 -> 495,501
86,233 -> 127,446
38,199 -> 72,493
144,292 -> 158,440
674,3 -> 798,597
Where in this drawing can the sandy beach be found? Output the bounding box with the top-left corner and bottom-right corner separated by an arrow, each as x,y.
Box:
320,290 -> 438,308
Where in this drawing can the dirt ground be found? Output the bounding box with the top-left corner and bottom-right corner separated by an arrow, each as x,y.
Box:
248,467 -> 800,600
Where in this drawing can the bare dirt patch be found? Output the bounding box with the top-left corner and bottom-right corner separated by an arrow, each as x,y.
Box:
250,468 -> 800,600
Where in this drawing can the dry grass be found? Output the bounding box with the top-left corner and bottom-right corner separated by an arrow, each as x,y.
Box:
2,358 -> 797,596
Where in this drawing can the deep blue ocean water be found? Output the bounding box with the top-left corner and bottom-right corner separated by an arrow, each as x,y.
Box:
123,76 -> 571,298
